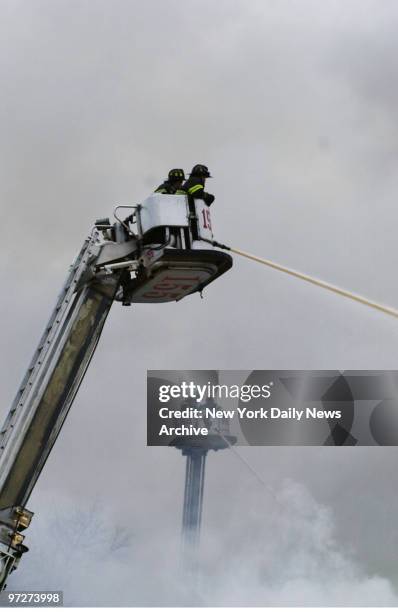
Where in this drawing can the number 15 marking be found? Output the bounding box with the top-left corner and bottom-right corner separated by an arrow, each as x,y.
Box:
201,208 -> 212,231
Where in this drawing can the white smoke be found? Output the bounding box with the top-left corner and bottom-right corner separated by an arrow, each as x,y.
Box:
199,479 -> 397,606
7,480 -> 398,606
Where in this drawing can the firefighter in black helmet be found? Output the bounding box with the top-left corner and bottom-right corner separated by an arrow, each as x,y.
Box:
155,168 -> 185,194
178,164 -> 215,206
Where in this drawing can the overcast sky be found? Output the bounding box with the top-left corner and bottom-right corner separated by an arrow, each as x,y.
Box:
1,0 -> 398,606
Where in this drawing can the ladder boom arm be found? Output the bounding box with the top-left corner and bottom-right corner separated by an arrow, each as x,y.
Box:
0,229 -> 136,589
0,278 -> 119,510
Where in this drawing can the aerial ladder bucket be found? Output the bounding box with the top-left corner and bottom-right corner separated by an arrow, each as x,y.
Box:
0,198 -> 232,589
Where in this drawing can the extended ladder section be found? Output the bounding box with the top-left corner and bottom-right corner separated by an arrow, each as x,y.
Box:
0,228 -> 137,590
0,199 -> 232,591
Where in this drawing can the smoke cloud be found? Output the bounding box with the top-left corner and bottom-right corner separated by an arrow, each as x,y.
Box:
8,480 -> 397,606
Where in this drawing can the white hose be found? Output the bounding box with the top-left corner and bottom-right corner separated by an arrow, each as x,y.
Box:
225,245 -> 398,320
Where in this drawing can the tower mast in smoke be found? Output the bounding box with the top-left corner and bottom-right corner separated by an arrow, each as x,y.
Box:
171,379 -> 237,574
181,447 -> 207,567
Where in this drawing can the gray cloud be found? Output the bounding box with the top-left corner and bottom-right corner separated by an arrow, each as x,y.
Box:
1,0 -> 398,606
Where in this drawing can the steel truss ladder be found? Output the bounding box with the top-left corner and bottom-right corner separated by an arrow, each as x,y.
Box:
0,236 -> 95,459
0,230 -> 124,589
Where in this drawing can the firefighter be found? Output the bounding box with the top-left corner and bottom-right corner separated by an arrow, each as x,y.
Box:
155,168 -> 185,194
178,164 -> 215,205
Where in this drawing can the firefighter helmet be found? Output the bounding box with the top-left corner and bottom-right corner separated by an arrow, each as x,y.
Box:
190,164 -> 212,178
168,168 -> 185,181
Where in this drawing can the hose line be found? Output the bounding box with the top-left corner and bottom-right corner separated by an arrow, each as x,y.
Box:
207,239 -> 398,320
